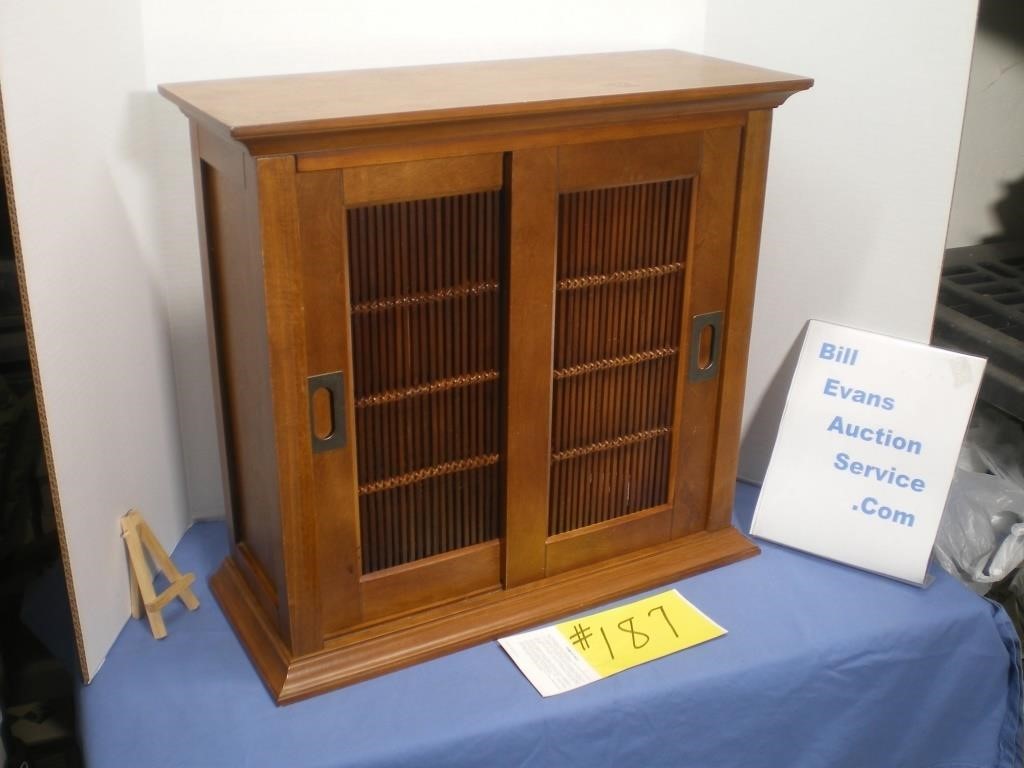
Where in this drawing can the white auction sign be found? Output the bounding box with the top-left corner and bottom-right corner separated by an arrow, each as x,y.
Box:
750,320 -> 985,585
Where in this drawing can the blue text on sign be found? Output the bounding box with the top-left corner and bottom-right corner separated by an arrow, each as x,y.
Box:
819,342 -> 858,366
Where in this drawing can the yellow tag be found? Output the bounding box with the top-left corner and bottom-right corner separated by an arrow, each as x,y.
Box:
554,589 -> 725,677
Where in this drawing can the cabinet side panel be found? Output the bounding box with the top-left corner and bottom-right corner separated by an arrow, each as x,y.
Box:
189,125 -> 234,545
200,156 -> 284,609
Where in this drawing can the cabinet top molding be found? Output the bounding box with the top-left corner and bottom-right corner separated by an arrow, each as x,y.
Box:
160,50 -> 812,142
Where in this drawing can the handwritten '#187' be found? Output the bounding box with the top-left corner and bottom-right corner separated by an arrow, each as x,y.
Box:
567,604 -> 679,659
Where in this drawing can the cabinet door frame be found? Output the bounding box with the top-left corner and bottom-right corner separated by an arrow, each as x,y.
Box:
289,120 -> 756,634
500,130 -> 744,579
295,153 -> 509,635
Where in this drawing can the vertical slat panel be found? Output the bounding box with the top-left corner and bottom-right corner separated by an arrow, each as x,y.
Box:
346,189 -> 505,573
549,178 -> 692,536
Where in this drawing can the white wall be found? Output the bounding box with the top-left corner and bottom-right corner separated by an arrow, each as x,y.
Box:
703,0 -> 980,482
0,1 -> 190,678
142,0 -> 708,523
946,1 -> 1024,247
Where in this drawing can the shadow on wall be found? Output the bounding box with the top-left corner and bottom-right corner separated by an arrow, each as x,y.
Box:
978,0 -> 1024,244
737,325 -> 807,485
977,0 -> 1024,46
126,89 -> 225,522
986,176 -> 1024,244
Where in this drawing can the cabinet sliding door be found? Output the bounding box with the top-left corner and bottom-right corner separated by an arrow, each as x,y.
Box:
299,154 -> 509,634
503,130 -> 743,578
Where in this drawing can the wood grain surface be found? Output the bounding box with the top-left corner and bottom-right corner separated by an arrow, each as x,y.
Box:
160,50 -> 811,139
169,50 -> 811,703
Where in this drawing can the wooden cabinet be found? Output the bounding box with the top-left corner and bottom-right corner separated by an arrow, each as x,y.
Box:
161,50 -> 811,703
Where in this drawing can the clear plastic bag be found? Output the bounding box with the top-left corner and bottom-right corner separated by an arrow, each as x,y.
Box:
934,469 -> 1024,594
960,405 -> 1024,490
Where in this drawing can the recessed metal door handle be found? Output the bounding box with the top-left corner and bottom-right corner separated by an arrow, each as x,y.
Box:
688,311 -> 723,381
308,371 -> 347,453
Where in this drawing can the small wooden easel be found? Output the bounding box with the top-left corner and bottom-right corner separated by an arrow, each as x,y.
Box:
121,509 -> 199,639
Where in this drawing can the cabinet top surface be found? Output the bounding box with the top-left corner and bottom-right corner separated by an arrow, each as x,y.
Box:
159,50 -> 811,140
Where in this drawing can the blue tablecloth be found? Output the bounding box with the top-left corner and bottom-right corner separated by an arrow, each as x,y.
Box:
79,484 -> 1023,767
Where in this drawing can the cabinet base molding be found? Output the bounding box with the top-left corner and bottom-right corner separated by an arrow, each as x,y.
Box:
211,525 -> 758,704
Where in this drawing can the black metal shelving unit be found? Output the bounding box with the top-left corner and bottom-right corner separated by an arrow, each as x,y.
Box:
933,242 -> 1024,421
